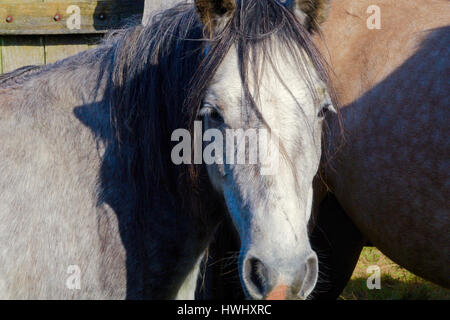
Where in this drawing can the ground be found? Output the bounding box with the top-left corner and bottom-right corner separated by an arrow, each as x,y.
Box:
340,247 -> 450,300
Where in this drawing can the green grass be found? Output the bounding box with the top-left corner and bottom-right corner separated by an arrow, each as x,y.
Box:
340,247 -> 450,300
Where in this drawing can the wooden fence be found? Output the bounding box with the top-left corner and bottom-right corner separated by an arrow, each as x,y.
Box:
0,0 -> 145,74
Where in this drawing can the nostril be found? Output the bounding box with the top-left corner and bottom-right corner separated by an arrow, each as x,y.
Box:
244,257 -> 269,297
298,253 -> 319,299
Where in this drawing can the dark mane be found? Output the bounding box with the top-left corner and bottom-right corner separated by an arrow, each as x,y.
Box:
105,0 -> 337,220
0,65 -> 43,87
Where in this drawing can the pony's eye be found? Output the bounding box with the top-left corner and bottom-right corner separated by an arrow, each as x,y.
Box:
199,105 -> 224,123
318,103 -> 331,118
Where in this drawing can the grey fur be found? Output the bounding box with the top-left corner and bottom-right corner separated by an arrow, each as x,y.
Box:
0,4 -> 220,300
0,1 -> 333,299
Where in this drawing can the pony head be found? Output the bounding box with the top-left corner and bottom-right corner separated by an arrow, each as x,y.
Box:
192,0 -> 335,299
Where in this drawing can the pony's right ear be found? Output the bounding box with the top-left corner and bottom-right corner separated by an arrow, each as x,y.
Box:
194,0 -> 236,37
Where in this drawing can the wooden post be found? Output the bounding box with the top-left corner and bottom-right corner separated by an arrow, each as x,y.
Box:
0,0 -> 144,73
0,1 -> 144,35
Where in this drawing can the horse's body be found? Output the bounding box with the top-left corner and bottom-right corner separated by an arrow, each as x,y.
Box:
0,53 -> 127,299
0,1 -> 334,299
316,0 -> 449,288
0,31 -> 212,300
199,0 -> 449,300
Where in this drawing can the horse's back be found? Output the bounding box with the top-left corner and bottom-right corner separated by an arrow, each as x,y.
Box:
320,0 -> 450,287
0,51 -> 127,299
317,0 -> 449,105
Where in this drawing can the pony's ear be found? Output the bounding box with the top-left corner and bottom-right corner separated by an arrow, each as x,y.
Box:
292,0 -> 330,32
194,0 -> 236,36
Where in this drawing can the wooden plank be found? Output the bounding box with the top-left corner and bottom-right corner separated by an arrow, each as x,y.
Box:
42,2 -> 102,59
1,35 -> 45,73
0,1 -> 43,3
0,0 -> 144,35
86,34 -> 103,49
44,34 -> 90,64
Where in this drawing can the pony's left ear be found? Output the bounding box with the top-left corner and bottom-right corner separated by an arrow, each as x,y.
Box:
194,0 -> 236,37
289,0 -> 330,32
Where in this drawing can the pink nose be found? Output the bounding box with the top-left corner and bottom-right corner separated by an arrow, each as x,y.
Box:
265,284 -> 288,300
